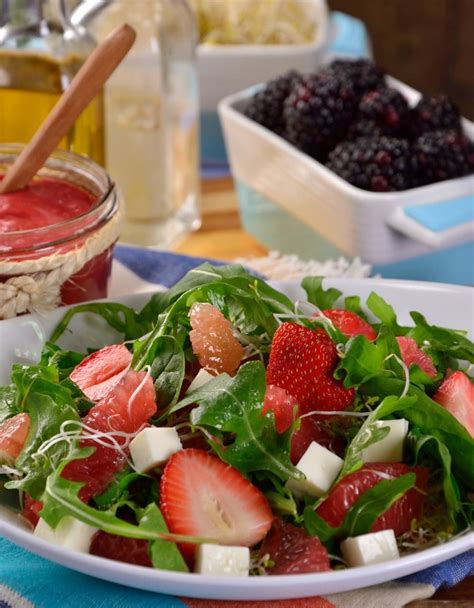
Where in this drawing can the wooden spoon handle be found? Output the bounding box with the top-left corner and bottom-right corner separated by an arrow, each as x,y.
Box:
0,23 -> 136,194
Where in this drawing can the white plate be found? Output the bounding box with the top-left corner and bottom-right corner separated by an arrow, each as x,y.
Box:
0,278 -> 473,600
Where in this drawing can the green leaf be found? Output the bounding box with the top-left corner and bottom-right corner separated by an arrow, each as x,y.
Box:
301,276 -> 342,310
304,507 -> 339,543
0,385 -> 17,423
50,302 -> 146,343
408,312 -> 474,363
335,334 -> 390,387
362,377 -> 474,487
141,504 -> 189,572
366,292 -> 402,333
93,469 -> 157,511
136,336 -> 185,409
39,343 -> 86,380
344,295 -> 369,321
188,361 -> 302,482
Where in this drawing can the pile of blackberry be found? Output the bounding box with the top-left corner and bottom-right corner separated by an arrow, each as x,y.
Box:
243,59 -> 473,191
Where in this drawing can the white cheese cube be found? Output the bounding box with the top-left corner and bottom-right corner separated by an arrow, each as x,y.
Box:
34,516 -> 97,553
187,369 -> 215,393
286,441 -> 343,498
361,419 -> 409,463
129,427 -> 182,473
341,529 -> 400,567
195,544 -> 250,577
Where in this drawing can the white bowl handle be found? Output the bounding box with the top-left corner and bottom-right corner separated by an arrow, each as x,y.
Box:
387,193 -> 474,249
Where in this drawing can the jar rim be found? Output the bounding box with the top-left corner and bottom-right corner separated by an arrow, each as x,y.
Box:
0,145 -> 118,254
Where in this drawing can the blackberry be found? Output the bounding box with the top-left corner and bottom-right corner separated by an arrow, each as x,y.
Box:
326,137 -> 414,192
323,59 -> 386,96
410,95 -> 462,136
348,87 -> 410,138
243,70 -> 301,134
412,130 -> 474,185
283,74 -> 357,160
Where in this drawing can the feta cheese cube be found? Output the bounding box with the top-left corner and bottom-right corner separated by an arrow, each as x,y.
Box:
130,427 -> 182,473
187,369 -> 214,393
34,516 -> 97,553
361,419 -> 409,463
286,441 -> 343,498
195,544 -> 250,577
341,529 -> 400,567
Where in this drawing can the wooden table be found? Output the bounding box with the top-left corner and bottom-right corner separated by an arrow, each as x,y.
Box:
174,177 -> 473,607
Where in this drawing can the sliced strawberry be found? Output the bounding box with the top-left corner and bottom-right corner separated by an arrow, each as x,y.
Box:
290,416 -> 345,464
267,323 -> 355,414
0,413 -> 30,463
322,309 -> 377,341
396,336 -> 437,378
22,494 -> 43,527
316,463 -> 429,536
261,385 -> 297,434
63,370 -> 157,502
259,519 -> 330,574
70,343 -> 132,402
90,531 -> 152,567
433,371 -> 474,436
160,449 -> 273,562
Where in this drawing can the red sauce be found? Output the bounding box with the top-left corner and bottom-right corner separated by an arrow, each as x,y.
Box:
0,176 -> 115,306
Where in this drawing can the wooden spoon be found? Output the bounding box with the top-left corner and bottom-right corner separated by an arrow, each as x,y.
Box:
0,23 -> 136,194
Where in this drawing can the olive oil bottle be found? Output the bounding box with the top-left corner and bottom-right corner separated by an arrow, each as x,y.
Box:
0,1 -> 105,164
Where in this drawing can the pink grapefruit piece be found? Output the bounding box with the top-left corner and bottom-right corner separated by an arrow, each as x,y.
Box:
0,413 -> 30,463
396,336 -> 437,378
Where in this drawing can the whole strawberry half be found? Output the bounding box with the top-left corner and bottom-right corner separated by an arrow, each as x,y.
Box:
433,370 -> 474,436
316,463 -> 429,536
160,449 -> 273,563
266,322 -> 355,415
259,519 -> 330,574
322,309 -> 377,341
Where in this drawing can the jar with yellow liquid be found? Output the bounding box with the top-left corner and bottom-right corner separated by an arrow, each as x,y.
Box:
0,0 -> 104,164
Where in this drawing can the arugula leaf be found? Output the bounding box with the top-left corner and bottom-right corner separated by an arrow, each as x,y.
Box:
335,334 -> 391,387
304,508 -> 339,543
301,277 -> 342,310
188,361 -> 302,482
0,385 -> 16,423
40,343 -> 86,380
344,295 -> 369,321
141,504 -> 189,572
135,336 -> 185,409
408,312 -> 474,363
362,377 -> 474,486
367,292 -> 403,333
93,469 -> 157,511
50,302 -> 146,343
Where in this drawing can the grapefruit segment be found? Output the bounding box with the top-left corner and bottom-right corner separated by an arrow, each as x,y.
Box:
0,413 -> 30,463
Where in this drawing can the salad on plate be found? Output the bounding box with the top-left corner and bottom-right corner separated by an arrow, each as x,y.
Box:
0,264 -> 472,577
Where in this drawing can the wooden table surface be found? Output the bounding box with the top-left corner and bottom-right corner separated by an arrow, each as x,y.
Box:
174,178 -> 473,607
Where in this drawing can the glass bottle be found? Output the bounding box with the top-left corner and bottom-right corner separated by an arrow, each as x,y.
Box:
88,0 -> 200,248
0,0 -> 105,164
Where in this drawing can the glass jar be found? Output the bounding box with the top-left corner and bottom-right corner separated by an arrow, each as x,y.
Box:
0,145 -> 121,319
88,0 -> 200,247
0,0 -> 105,164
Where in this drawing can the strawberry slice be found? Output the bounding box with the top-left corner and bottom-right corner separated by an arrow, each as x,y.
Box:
433,371 -> 474,436
160,449 -> 273,562
261,385 -> 297,434
90,531 -> 152,567
316,463 -> 429,536
63,370 -> 157,502
323,309 -> 377,341
266,322 -> 355,415
396,336 -> 437,378
0,413 -> 30,463
259,519 -> 330,574
70,343 -> 132,402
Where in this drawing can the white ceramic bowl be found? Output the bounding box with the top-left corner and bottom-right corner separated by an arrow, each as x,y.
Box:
198,0 -> 329,111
